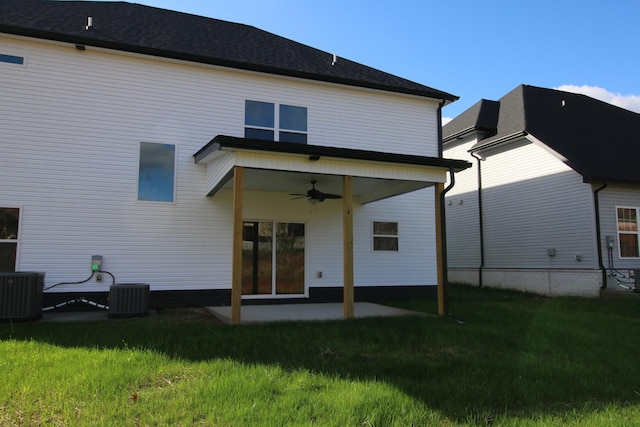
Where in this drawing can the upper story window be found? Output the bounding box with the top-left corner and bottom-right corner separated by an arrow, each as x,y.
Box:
373,221 -> 399,252
138,142 -> 176,203
0,53 -> 25,65
245,100 -> 307,144
616,207 -> 639,258
0,208 -> 19,271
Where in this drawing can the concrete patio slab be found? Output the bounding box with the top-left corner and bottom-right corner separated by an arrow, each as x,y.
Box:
205,302 -> 428,324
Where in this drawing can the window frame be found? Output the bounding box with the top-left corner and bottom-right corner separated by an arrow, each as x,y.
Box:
0,53 -> 26,66
244,100 -> 308,144
615,206 -> 640,258
137,142 -> 177,203
0,207 -> 20,271
372,220 -> 399,252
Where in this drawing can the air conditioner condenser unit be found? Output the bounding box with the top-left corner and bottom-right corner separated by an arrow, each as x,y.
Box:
109,283 -> 150,318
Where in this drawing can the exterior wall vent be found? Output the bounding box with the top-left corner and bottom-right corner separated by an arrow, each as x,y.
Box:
109,283 -> 150,318
0,272 -> 45,321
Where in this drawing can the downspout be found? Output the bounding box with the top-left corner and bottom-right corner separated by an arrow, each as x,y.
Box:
593,182 -> 607,289
440,166 -> 456,315
470,152 -> 485,287
437,99 -> 452,314
437,100 -> 445,157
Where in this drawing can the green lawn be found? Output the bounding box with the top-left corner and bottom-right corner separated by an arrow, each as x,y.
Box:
1,285 -> 639,426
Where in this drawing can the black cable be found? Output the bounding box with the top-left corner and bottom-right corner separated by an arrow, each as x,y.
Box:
44,271 -> 96,290
41,270 -> 117,312
606,246 -> 634,290
97,270 -> 116,286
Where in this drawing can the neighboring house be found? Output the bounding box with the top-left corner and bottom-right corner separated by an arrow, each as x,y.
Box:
0,0 -> 469,320
443,84 -> 640,297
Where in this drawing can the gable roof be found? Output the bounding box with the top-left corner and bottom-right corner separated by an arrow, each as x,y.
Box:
443,84 -> 640,184
0,0 -> 457,102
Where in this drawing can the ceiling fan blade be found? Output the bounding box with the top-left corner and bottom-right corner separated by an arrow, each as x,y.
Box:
322,193 -> 342,199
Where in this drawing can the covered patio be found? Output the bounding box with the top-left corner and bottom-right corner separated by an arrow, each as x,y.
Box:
194,136 -> 471,324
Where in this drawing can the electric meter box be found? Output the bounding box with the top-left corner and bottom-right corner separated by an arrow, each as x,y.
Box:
91,255 -> 103,271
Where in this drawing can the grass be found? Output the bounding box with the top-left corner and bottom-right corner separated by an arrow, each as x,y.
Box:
1,284 -> 639,426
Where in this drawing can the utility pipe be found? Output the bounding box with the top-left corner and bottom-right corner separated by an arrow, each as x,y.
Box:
593,182 -> 608,289
438,166 -> 456,315
470,152 -> 485,288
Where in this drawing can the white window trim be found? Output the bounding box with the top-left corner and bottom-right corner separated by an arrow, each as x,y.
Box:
244,100 -> 308,142
136,142 -> 177,204
615,205 -> 640,259
371,220 -> 399,253
0,207 -> 21,271
241,219 -> 309,299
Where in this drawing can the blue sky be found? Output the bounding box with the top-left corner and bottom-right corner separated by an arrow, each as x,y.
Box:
106,0 -> 640,120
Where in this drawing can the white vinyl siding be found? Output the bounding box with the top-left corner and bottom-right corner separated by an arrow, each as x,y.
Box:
480,140 -> 596,269
444,136 -> 597,270
0,35 -> 440,291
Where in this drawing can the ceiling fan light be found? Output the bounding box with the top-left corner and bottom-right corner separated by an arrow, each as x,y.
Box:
308,198 -> 319,205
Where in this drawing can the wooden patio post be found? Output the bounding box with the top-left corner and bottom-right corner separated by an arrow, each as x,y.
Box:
435,182 -> 447,316
343,175 -> 354,319
231,166 -> 244,324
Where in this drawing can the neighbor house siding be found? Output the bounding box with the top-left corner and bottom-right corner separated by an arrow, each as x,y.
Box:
1,35 -> 439,291
479,138 -> 597,269
443,136 -> 481,268
598,185 -> 640,271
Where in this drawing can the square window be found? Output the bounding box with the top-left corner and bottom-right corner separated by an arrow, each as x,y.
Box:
279,104 -> 307,132
138,142 -> 176,202
245,100 -> 274,128
245,100 -> 307,143
373,221 -> 398,251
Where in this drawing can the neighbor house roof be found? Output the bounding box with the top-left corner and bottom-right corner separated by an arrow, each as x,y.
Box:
0,0 -> 457,102
443,84 -> 640,184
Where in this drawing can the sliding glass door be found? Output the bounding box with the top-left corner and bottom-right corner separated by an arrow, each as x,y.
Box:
242,221 -> 305,296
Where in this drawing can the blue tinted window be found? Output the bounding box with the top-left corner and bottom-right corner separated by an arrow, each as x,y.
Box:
245,128 -> 275,141
245,100 -> 274,127
138,142 -> 175,202
279,105 -> 307,131
0,54 -> 24,65
279,132 -> 307,144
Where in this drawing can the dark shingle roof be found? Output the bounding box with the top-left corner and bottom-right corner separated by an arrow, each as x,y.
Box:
441,99 -> 500,141
0,0 -> 457,101
443,84 -> 640,184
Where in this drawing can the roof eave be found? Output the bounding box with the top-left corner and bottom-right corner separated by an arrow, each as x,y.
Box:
469,131 -> 528,153
195,135 -> 472,171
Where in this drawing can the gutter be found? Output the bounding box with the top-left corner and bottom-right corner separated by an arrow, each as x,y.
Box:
437,100 -> 446,157
470,131 -> 527,152
593,182 -> 608,289
470,152 -> 485,287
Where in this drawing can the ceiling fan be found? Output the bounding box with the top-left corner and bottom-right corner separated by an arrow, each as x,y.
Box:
290,180 -> 342,204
